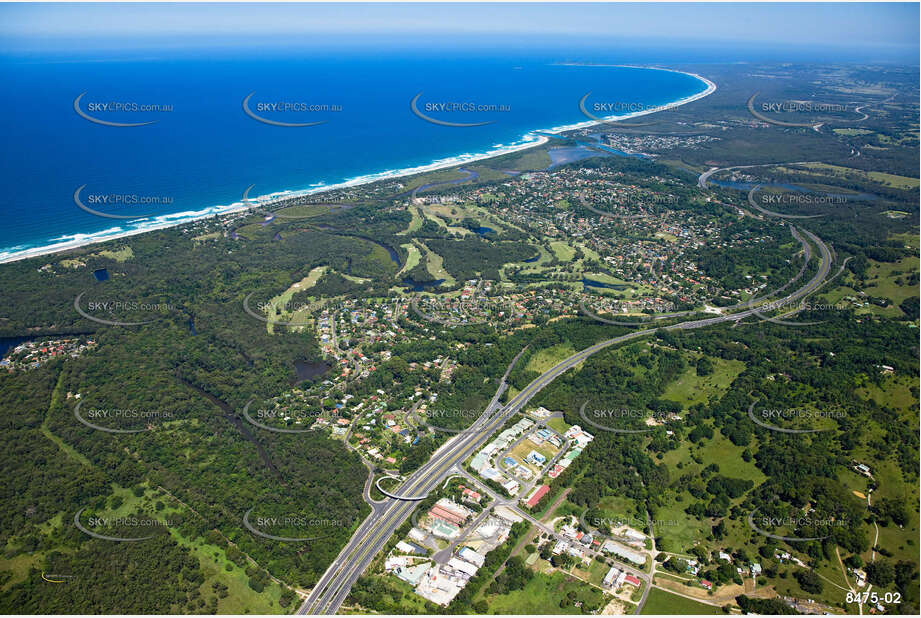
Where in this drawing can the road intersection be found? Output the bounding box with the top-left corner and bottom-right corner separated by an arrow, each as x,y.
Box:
299,224 -> 833,615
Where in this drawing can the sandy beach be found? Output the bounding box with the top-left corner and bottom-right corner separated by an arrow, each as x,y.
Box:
0,67 -> 716,266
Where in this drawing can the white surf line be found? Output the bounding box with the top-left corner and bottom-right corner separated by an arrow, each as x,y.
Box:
1,67 -> 715,265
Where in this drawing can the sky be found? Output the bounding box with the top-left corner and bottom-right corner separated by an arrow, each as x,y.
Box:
0,2 -> 917,59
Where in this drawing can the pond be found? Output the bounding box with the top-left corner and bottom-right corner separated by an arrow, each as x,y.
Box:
582,277 -> 629,290
295,360 -> 332,382
547,146 -> 604,168
402,277 -> 445,291
0,336 -> 33,358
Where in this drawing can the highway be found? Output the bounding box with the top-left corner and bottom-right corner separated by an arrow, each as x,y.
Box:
298,224 -> 833,615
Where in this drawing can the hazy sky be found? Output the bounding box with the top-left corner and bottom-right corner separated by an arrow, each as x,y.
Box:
1,2 -> 917,53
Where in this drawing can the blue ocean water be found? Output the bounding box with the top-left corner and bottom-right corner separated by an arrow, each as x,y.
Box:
0,42 -> 708,260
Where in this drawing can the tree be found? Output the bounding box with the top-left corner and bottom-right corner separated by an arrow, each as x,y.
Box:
866,561 -> 895,587
794,569 -> 823,594
696,356 -> 714,376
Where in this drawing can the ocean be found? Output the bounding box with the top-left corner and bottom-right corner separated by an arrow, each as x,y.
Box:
0,40 -> 709,262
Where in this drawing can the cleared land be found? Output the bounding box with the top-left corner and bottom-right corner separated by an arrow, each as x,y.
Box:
640,586 -> 723,614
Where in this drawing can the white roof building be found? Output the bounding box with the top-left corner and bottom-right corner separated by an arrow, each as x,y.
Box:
459,547 -> 486,568
447,557 -> 479,578
603,566 -> 621,587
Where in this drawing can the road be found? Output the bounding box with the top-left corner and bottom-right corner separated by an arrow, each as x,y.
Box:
747,185 -> 824,220
298,346 -> 528,614
454,468 -> 651,588
697,162 -> 810,189
298,225 -> 833,615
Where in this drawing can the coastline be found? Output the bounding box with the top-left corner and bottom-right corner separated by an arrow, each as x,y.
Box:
0,67 -> 716,266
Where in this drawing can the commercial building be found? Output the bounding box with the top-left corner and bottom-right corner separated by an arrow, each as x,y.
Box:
524,484 -> 550,508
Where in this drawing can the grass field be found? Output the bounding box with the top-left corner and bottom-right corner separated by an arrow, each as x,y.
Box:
498,149 -> 552,172
265,266 -> 328,334
421,205 -> 474,236
856,375 -> 918,418
95,246 -> 134,262
362,574 -> 435,614
545,416 -> 570,435
581,271 -> 628,286
483,570 -> 607,614
397,243 -> 421,276
507,438 -> 559,475
648,490 -> 709,553
660,355 -> 746,409
273,204 -> 331,218
465,165 -> 518,183
412,240 -> 456,285
640,587 -> 722,614
878,131 -> 919,146
0,553 -> 43,592
549,241 -> 576,262
397,207 -> 424,235
654,427 -> 766,553
193,231 -> 222,243
425,203 -> 467,220
403,168 -> 473,192
596,494 -> 642,528
796,162 -> 920,190
524,343 -> 577,375
170,532 -> 287,614
575,242 -> 602,263
660,428 -> 765,484
861,255 -> 919,311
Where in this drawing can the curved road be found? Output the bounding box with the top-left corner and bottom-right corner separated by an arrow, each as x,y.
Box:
298,226 -> 833,615
747,185 -> 824,220
697,162 -> 810,189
